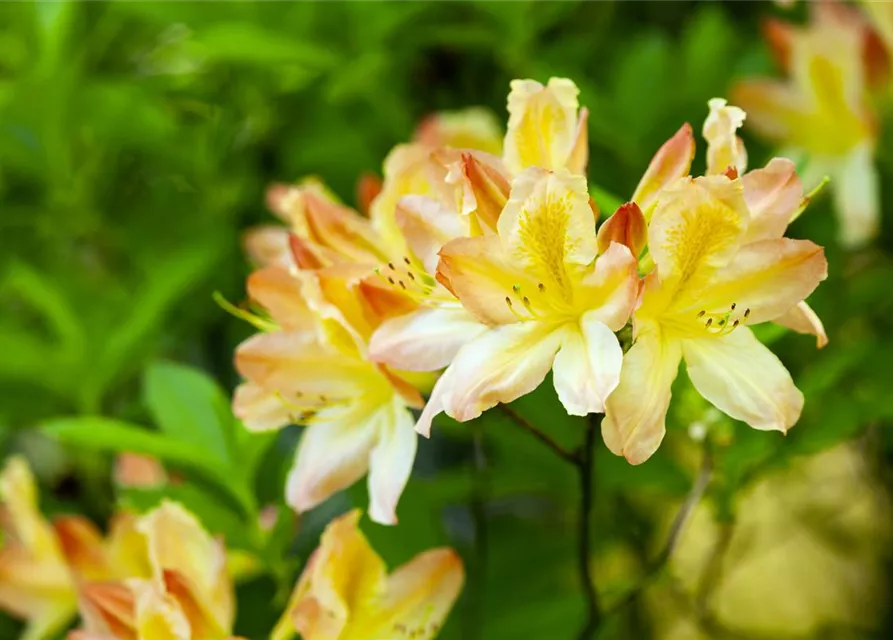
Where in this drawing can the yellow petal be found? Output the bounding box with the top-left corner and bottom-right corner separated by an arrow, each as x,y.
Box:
456,151 -> 510,233
351,549 -> 464,640
438,322 -> 565,423
232,382 -> 295,433
286,410 -> 380,515
830,141 -> 880,248
774,300 -> 828,348
703,98 -> 748,175
631,123 -> 695,217
0,457 -> 63,565
685,238 -> 827,327
730,79 -> 804,145
497,168 -> 597,301
105,514 -> 152,581
574,242 -> 639,331
503,77 -> 581,174
552,313 -> 623,416
602,326 -> 682,464
368,306 -> 488,373
395,195 -> 466,275
741,158 -> 803,242
77,581 -> 137,639
52,516 -> 109,581
295,510 -> 387,640
682,327 -> 803,433
137,502 -> 233,635
367,399 -> 418,525
414,107 -> 504,156
130,579 -> 191,640
246,267 -> 315,332
648,175 -> 748,298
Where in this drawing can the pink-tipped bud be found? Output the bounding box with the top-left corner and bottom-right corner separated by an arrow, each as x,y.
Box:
461,152 -> 510,230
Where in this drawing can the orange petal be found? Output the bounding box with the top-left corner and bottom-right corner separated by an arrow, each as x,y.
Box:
246,267 -> 315,331
460,152 -> 510,232
113,453 -> 167,490
631,123 -> 695,216
78,581 -> 137,639
774,301 -> 828,348
243,225 -> 291,268
356,173 -> 382,216
52,516 -> 108,580
742,158 -> 803,242
596,202 -> 647,258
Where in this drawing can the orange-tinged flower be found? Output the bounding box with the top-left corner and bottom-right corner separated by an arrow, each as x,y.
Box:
70,501 -> 236,640
602,174 -> 828,464
732,2 -> 881,247
414,107 -> 503,156
271,509 -> 463,640
0,456 -> 79,640
414,168 -> 638,435
233,265 -> 422,525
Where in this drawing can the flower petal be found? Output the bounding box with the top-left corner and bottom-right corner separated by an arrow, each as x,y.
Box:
602,327 -> 682,464
413,107 -> 504,155
440,322 -> 564,423
286,411 -> 379,514
503,77 -> 580,174
731,80 -> 803,143
687,238 -> 827,325
553,313 -> 623,416
575,242 -> 639,331
596,202 -> 647,258
130,578 -> 192,640
243,225 -> 291,268
436,234 -> 531,325
459,151 -> 511,232
682,327 -> 803,432
742,158 -> 803,242
396,195 -> 466,275
369,306 -> 488,372
367,401 -> 418,525
703,98 -> 748,175
831,141 -> 880,248
246,267 -> 315,332
232,383 -> 294,432
497,168 -> 597,299
357,549 -> 464,639
648,176 -> 749,293
631,123 -> 695,217
774,301 -> 828,348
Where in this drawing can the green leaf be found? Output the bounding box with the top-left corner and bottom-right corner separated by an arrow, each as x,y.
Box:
192,23 -> 339,67
143,360 -> 235,466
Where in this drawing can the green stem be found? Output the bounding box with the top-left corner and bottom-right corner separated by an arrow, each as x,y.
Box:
577,415 -> 601,640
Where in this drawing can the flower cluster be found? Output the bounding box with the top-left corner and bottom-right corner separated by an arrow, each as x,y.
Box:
234,78 -> 827,522
0,457 -> 463,640
734,0 -> 891,247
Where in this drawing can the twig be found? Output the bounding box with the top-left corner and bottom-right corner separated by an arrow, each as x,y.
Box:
577,415 -> 602,640
499,404 -> 580,464
465,424 -> 489,640
604,444 -> 714,618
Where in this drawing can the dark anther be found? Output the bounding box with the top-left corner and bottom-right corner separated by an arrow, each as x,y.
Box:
403,256 -> 411,265
732,319 -> 740,327
744,308 -> 751,318
705,318 -> 713,328
505,296 -> 512,306
407,272 -> 416,280
388,277 -> 395,284
388,262 -> 396,270
523,296 -> 531,306
718,319 -> 726,326
697,310 -> 706,318
538,283 -> 545,292
730,302 -> 737,310
399,280 -> 407,289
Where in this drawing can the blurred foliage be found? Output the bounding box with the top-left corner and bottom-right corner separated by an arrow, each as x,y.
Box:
1,1 -> 893,639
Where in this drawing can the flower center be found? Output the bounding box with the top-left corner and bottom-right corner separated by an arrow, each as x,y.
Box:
695,302 -> 750,337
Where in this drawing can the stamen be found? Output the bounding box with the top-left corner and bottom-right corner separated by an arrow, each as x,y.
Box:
744,308 -> 750,319
398,280 -> 406,289
705,318 -> 713,328
538,283 -> 545,293
388,277 -> 395,285
403,256 -> 411,265
407,272 -> 416,280
697,310 -> 706,318
730,302 -> 737,310
732,319 -> 739,328
505,296 -> 512,307
388,262 -> 396,270
512,284 -> 522,295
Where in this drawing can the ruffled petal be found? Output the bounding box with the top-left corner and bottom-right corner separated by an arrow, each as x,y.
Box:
631,123 -> 695,216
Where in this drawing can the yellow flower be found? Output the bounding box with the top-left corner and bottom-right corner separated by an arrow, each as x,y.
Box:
414,168 -> 638,434
71,501 -> 236,640
602,174 -> 827,464
732,2 -> 881,247
271,509 -> 463,640
233,265 -> 423,525
0,457 -> 78,640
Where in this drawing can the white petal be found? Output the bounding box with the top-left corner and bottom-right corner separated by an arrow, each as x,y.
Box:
553,314 -> 623,415
367,401 -> 418,525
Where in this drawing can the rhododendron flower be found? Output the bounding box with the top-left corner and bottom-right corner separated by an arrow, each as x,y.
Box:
732,1 -> 884,247
233,265 -> 423,525
271,509 -> 463,640
71,501 -> 237,640
414,167 -> 638,435
602,173 -> 827,464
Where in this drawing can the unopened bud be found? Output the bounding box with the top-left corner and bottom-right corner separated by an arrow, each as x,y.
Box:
596,202 -> 647,258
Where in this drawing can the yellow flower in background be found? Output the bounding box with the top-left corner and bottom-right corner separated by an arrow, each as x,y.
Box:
71,500 -> 237,640
0,457 -> 78,640
271,509 -> 463,640
233,265 -> 423,525
415,168 -> 638,435
732,1 -> 884,247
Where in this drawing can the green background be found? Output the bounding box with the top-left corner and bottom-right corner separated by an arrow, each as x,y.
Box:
1,2 -> 892,639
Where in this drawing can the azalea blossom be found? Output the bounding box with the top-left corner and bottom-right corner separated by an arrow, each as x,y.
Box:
70,500 -> 237,640
414,167 -> 638,435
602,171 -> 827,464
233,265 -> 423,525
271,509 -> 463,640
732,1 -> 884,247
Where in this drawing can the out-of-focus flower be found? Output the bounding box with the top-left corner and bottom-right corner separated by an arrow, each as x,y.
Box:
0,457 -> 81,640
732,1 -> 885,247
233,265 -> 423,525
414,107 -> 503,156
71,500 -> 236,640
113,454 -> 167,489
271,509 -> 463,640
414,168 -> 638,435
